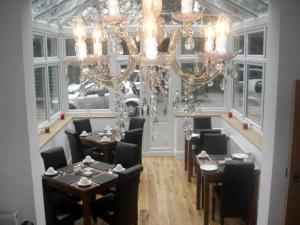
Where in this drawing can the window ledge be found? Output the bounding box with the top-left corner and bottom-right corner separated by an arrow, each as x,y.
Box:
38,113 -> 116,149
175,112 -> 263,150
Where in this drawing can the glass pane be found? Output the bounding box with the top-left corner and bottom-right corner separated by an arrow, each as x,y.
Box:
86,38 -> 93,55
67,66 -> 109,110
158,37 -> 170,52
34,67 -> 46,125
247,64 -> 263,125
65,38 -> 76,56
48,65 -> 60,116
33,35 -> 44,58
47,37 -> 58,57
234,35 -> 244,54
180,63 -> 224,108
248,31 -> 264,55
120,64 -> 141,117
233,63 -> 244,113
181,37 -> 205,55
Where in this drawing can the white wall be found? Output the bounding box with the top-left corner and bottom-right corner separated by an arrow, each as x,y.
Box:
0,0 -> 37,223
259,0 -> 300,225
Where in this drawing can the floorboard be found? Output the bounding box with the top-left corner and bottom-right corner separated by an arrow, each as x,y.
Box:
77,157 -> 243,225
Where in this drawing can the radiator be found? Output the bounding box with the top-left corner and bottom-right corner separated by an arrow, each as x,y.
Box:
0,211 -> 18,225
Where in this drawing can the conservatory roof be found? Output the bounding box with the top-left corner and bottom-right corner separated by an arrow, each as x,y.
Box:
32,0 -> 268,28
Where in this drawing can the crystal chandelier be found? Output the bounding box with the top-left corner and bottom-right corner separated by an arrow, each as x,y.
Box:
64,0 -> 237,136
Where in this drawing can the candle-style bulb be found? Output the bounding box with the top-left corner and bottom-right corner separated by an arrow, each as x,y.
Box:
92,25 -> 105,56
108,0 -> 120,16
73,17 -> 86,43
143,14 -> 157,38
181,0 -> 193,14
216,13 -> 230,37
204,22 -> 215,52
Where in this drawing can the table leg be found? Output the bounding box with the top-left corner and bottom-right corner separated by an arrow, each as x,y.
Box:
82,196 -> 92,225
188,140 -> 193,182
249,173 -> 259,225
184,139 -> 187,171
103,146 -> 109,163
196,165 -> 201,210
204,176 -> 210,225
202,176 -> 204,209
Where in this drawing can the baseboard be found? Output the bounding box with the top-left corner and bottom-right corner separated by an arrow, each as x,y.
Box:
142,151 -> 174,157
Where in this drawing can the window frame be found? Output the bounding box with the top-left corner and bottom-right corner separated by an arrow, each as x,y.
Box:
33,31 -> 62,130
231,24 -> 267,132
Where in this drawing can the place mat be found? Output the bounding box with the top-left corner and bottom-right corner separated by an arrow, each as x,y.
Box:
55,174 -> 79,185
58,165 -> 74,173
92,173 -> 117,185
90,162 -> 114,171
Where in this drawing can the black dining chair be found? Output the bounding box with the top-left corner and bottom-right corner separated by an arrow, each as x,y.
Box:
42,179 -> 83,225
73,118 -> 92,135
91,165 -> 143,225
41,146 -> 81,204
41,146 -> 67,170
128,117 -> 145,130
65,129 -> 103,163
203,133 -> 228,155
114,142 -> 139,169
193,117 -> 212,133
212,161 -> 255,225
194,129 -> 223,155
122,128 -> 143,164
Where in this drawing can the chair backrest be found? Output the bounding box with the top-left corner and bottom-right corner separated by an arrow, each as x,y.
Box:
222,161 -> 255,218
197,129 -> 222,152
123,128 -> 143,163
193,117 -> 211,130
128,117 -> 145,130
203,133 -> 227,155
73,119 -> 92,135
114,142 -> 139,168
114,165 -> 143,225
41,146 -> 67,170
65,129 -> 84,164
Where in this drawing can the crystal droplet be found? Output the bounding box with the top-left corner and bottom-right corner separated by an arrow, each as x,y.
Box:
185,36 -> 195,50
118,44 -> 124,55
208,81 -> 214,87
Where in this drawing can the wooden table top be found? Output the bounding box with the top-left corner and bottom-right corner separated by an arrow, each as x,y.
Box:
42,161 -> 118,196
80,131 -> 117,146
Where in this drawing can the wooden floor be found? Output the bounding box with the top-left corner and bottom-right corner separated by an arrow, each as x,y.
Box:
78,157 -> 243,225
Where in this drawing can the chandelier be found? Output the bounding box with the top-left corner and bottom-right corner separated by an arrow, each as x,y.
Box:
64,0 -> 237,137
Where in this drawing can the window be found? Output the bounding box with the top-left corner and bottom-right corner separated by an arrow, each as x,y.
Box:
232,27 -> 266,129
33,34 -> 44,58
233,63 -> 244,114
246,64 -> 263,125
248,31 -> 264,55
33,33 -> 61,129
234,35 -> 244,54
67,66 -> 109,110
34,67 -> 46,126
120,64 -> 141,117
181,37 -> 205,55
48,65 -> 60,116
47,37 -> 58,57
180,62 -> 224,108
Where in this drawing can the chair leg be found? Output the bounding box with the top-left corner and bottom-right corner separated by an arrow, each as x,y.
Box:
212,196 -> 216,221
221,217 -> 224,225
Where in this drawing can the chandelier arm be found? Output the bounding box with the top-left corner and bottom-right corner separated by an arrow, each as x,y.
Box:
168,25 -> 227,86
65,24 -> 139,87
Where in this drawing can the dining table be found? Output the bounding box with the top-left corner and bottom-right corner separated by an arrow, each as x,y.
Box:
194,154 -> 260,225
186,133 -> 200,182
80,131 -> 118,163
42,161 -> 119,225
